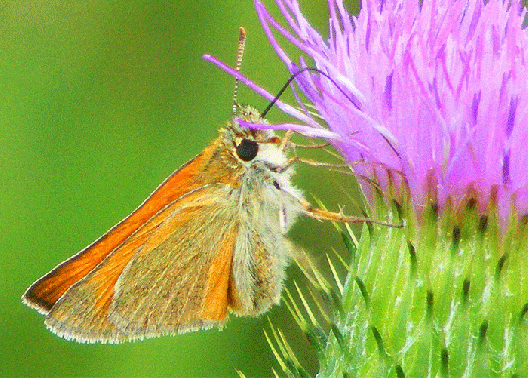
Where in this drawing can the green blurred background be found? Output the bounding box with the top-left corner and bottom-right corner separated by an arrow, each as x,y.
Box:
1,1 -> 361,376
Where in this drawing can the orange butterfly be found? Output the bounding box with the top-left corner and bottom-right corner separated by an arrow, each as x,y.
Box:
23,28 -> 392,343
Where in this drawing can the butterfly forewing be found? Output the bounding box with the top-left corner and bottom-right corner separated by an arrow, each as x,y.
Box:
22,148 -> 216,315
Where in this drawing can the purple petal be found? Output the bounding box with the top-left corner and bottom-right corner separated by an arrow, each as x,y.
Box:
236,118 -> 340,139
203,54 -> 324,130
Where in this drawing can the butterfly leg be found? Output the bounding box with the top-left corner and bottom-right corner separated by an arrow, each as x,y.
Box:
275,156 -> 349,174
287,141 -> 331,149
300,200 -> 402,228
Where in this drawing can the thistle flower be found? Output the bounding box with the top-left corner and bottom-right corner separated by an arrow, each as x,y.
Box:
249,0 -> 528,219
208,0 -> 528,376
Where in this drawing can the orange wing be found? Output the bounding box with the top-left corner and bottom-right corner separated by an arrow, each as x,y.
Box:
23,146 -> 218,314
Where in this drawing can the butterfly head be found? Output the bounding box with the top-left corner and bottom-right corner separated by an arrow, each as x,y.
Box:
220,105 -> 286,171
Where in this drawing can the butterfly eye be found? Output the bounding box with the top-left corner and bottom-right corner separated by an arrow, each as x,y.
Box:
236,139 -> 259,162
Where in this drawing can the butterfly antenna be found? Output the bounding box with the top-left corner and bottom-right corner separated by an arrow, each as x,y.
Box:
261,67 -> 362,118
232,27 -> 246,117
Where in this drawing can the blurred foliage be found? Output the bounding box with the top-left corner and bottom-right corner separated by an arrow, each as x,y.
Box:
1,1 -> 363,377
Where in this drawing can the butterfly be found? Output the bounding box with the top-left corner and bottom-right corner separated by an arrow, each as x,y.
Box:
22,27 -> 393,343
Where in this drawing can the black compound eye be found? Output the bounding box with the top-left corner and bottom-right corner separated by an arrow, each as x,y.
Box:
236,139 -> 259,162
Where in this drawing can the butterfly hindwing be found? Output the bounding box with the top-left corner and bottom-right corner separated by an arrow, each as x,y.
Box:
45,184 -> 238,343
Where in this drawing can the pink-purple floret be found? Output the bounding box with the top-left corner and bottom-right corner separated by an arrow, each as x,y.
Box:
208,0 -> 528,221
